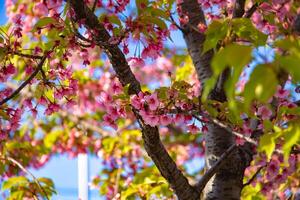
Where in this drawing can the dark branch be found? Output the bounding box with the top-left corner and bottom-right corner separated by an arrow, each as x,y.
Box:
70,0 -> 140,95
233,0 -> 245,18
70,1 -> 199,199
92,0 -> 97,12
194,144 -> 237,192
243,165 -> 265,187
170,13 -> 186,33
293,14 -> 300,34
0,55 -> 47,106
10,51 -> 43,59
244,3 -> 258,18
180,0 -> 213,89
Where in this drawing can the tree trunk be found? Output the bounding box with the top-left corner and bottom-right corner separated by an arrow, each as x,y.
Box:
202,124 -> 248,200
180,0 -> 253,199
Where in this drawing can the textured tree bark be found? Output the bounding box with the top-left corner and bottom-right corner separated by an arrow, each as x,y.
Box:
180,0 -> 252,199
70,1 -> 200,199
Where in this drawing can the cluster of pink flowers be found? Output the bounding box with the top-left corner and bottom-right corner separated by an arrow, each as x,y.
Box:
250,154 -> 297,200
130,91 -> 201,133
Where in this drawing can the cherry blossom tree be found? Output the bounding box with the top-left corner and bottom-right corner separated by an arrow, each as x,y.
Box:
0,0 -> 299,199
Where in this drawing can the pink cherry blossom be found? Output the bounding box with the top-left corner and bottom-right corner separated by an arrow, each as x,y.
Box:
33,3 -> 48,16
6,64 -> 16,74
130,92 -> 144,110
257,106 -> 272,120
266,159 -> 280,180
174,113 -> 185,123
145,93 -> 159,111
160,115 -> 172,126
197,23 -> 207,33
141,45 -> 160,59
274,86 -> 289,99
187,124 -> 199,134
201,125 -> 208,133
236,137 -> 246,146
128,57 -> 145,68
102,114 -> 118,130
156,57 -> 172,71
141,112 -> 159,127
106,106 -> 119,120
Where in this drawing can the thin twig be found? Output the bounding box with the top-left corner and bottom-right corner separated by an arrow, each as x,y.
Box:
92,0 -> 97,12
6,156 -> 50,200
209,117 -> 258,145
244,3 -> 258,18
11,51 -> 43,59
190,111 -> 257,145
194,144 -> 237,192
40,68 -> 48,83
233,0 -> 245,18
170,14 -> 186,33
165,107 -> 258,146
0,55 -> 47,106
243,165 -> 266,187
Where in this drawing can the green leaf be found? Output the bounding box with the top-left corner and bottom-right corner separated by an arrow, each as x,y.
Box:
201,77 -> 217,101
2,176 -> 29,190
277,55 -> 300,83
155,87 -> 169,100
282,122 -> 300,161
136,0 -> 149,13
33,17 -> 56,31
212,44 -> 252,75
108,15 -> 122,27
203,20 -> 228,53
150,8 -> 169,19
37,177 -> 55,188
44,130 -> 62,148
203,44 -> 252,102
175,58 -> 194,81
0,47 -> 7,60
0,110 -> 9,120
7,190 -> 25,200
244,64 -> 278,110
121,187 -> 138,200
232,18 -> 267,46
275,37 -> 300,53
147,17 -> 167,30
263,120 -> 273,132
258,133 -> 276,160
172,81 -> 192,91
102,137 -> 118,153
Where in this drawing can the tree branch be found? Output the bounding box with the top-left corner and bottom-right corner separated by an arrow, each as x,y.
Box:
69,0 -> 140,95
233,0 -> 246,18
10,51 -> 43,59
70,1 -> 199,199
91,0 -> 97,12
180,0 -> 213,89
293,13 -> 300,34
180,2 -> 250,199
170,13 -> 186,33
4,156 -> 50,200
244,3 -> 258,18
0,55 -> 47,106
207,116 -> 258,145
243,165 -> 265,187
194,144 -> 237,193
